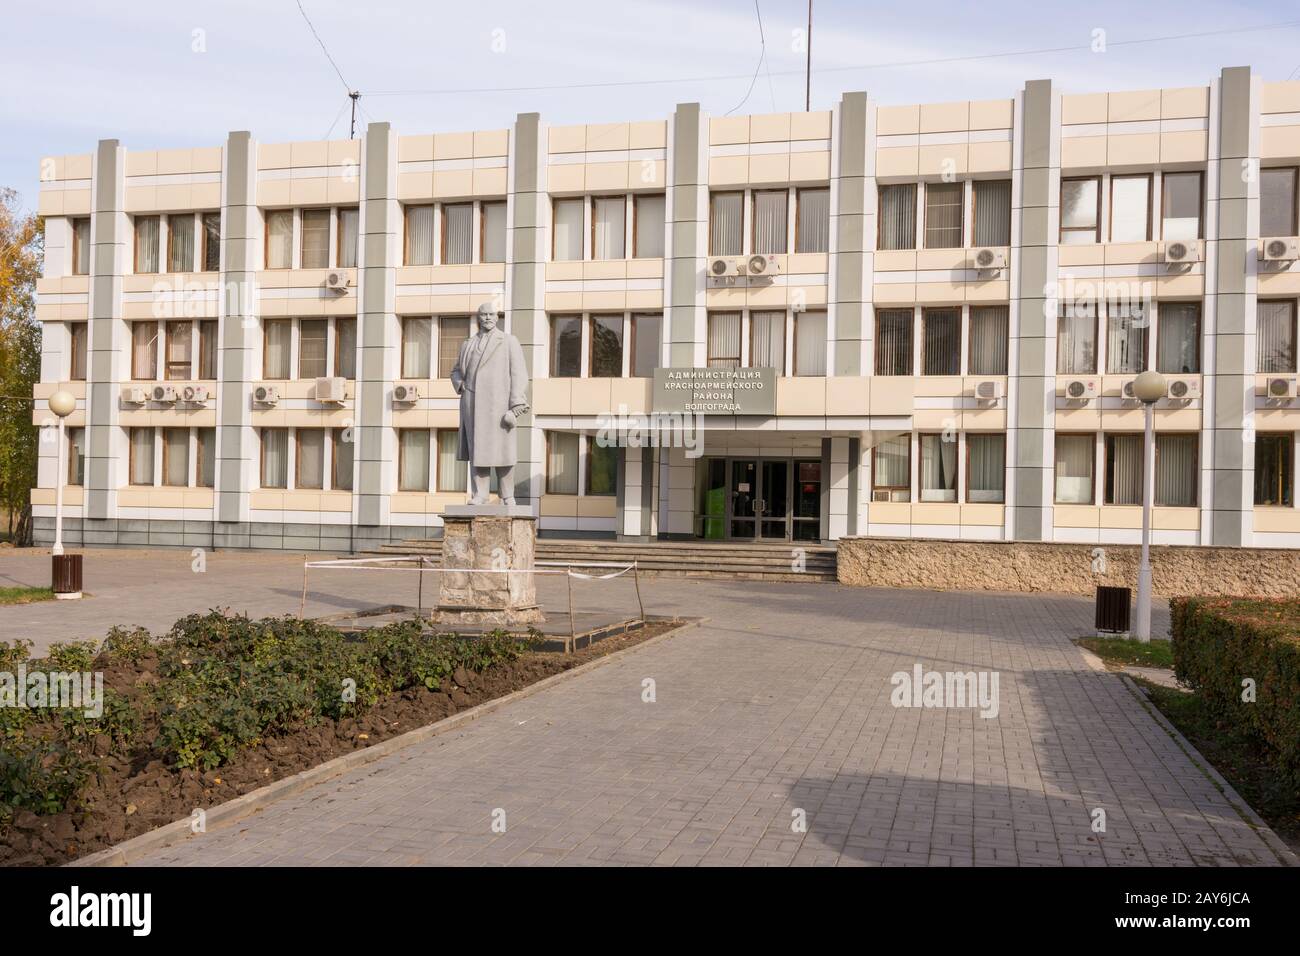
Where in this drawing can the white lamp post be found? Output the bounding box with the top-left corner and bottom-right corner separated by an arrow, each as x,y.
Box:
47,390 -> 76,557
1131,370 -> 1167,643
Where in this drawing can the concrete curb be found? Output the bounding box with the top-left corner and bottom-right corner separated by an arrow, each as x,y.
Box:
71,617 -> 702,867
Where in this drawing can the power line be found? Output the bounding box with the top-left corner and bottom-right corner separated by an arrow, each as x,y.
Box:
725,0 -> 768,116
295,0 -> 352,94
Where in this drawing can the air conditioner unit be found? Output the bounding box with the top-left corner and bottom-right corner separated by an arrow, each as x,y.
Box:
972,248 -> 1006,271
392,383 -> 420,404
1064,377 -> 1099,401
315,376 -> 346,403
746,254 -> 781,276
1122,380 -> 1139,401
181,384 -> 210,404
707,256 -> 745,278
1164,240 -> 1201,264
1261,237 -> 1300,262
252,384 -> 279,406
325,270 -> 353,294
974,380 -> 1004,402
1166,377 -> 1200,401
121,385 -> 148,405
871,489 -> 893,503
1267,376 -> 1298,399
151,385 -> 177,403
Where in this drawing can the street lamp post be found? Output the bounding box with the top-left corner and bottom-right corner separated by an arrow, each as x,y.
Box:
1132,370 -> 1168,643
47,390 -> 76,557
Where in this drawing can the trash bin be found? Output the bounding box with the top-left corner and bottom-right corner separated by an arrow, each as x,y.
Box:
1095,585 -> 1130,633
52,553 -> 83,599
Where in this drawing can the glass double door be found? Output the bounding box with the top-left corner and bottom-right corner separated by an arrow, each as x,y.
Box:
725,458 -> 822,541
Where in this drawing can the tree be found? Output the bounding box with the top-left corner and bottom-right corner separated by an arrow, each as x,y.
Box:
0,188 -> 43,543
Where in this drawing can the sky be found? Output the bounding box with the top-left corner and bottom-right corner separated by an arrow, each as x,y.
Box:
3,0 -> 1299,214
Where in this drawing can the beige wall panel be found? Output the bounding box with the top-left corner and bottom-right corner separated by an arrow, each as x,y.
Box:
876,105 -> 919,136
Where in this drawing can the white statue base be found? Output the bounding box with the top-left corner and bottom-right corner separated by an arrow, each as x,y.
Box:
431,505 -> 544,628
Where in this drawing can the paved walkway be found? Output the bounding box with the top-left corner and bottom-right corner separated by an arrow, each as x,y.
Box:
6,548 -> 1283,867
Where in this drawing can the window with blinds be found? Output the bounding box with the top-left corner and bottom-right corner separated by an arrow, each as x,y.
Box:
260,428 -> 288,489
706,312 -> 741,367
266,210 -> 293,269
437,316 -> 471,378
1060,178 -> 1099,244
299,319 -> 328,379
1156,302 -> 1201,374
1257,300 -> 1296,373
442,203 -> 473,265
1106,304 -> 1148,374
1055,434 -> 1095,504
921,308 -> 961,375
592,196 -> 626,260
1110,175 -> 1151,242
749,311 -> 785,370
296,429 -> 325,490
1255,433 -> 1294,506
546,432 -> 580,495
872,435 -> 911,501
634,194 -> 665,258
334,318 -> 356,379
263,319 -> 291,379
796,188 -> 829,253
794,310 -> 827,376
924,183 -> 963,249
401,317 -> 432,379
437,430 -> 467,493
332,428 -> 354,491
481,201 -> 507,263
550,315 -> 583,377
968,306 -> 1008,375
1104,433 -> 1143,505
878,184 -> 916,250
337,207 -> 359,268
967,433 -> 1006,503
202,212 -> 221,272
752,190 -> 788,254
167,214 -> 195,273
199,320 -> 217,380
135,216 -> 160,273
404,206 -> 434,265
196,428 -> 215,488
165,321 -> 192,380
632,313 -> 661,376
709,192 -> 743,255
875,309 -> 913,375
973,181 -> 1011,247
1261,167 -> 1298,238
301,209 -> 330,268
72,218 -> 90,275
1155,433 -> 1198,507
162,428 -> 189,487
69,322 -> 87,381
130,427 -> 155,486
131,321 -> 158,380
553,198 -> 583,260
1057,304 -> 1097,374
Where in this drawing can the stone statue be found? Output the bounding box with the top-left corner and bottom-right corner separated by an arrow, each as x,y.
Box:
450,302 -> 530,505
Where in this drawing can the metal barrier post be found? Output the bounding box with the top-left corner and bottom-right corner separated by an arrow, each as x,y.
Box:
633,560 -> 645,623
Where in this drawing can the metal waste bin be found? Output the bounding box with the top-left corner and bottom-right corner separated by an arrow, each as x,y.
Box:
52,553 -> 83,599
1095,585 -> 1130,633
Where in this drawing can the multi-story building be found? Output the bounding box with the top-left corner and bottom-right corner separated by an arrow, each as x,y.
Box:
30,66 -> 1300,551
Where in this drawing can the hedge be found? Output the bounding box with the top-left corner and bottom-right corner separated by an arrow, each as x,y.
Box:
1170,597 -> 1300,786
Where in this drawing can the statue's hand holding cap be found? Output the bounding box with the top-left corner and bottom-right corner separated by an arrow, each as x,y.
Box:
501,409 -> 517,428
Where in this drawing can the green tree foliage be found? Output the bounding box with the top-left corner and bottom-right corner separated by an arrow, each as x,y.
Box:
0,188 -> 43,543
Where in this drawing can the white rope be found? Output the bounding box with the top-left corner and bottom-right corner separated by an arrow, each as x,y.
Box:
303,557 -> 636,579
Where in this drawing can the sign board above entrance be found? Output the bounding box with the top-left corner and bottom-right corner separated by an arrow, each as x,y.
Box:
652,367 -> 777,415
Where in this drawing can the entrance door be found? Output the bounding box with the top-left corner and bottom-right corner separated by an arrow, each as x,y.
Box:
758,459 -> 790,539
728,459 -> 758,538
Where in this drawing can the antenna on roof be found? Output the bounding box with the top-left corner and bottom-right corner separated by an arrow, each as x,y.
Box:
349,91 -> 361,139
805,0 -> 813,111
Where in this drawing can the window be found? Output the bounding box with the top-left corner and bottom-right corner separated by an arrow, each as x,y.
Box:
634,194 -> 665,258
69,322 -> 87,381
550,315 -> 583,377
436,429 -> 466,493
709,192 -> 743,255
1261,168 -> 1298,237
752,190 -> 788,254
202,212 -> 221,272
973,181 -> 1011,247
162,428 -> 189,486
924,182 -> 963,249
546,432 -> 580,495
397,429 -> 430,492
872,435 -> 910,502
875,309 -> 913,375
481,201 -> 506,263
198,320 -> 218,380
1055,434 -> 1095,504
1155,433 -> 1198,507
337,207 -> 359,269
72,218 -> 90,275
1110,175 -> 1151,242
335,318 -> 357,379
919,434 -> 958,502
1060,177 -> 1100,244
1156,302 -> 1201,374
1104,433 -> 1143,505
749,311 -> 785,370
131,322 -> 158,380
1057,304 -> 1098,374
442,203 -> 473,264
706,312 -> 741,368
592,196 -> 625,260
168,214 -> 195,273
631,313 -> 661,377
332,429 -> 354,491
296,429 -> 325,490
135,216 -> 160,273
587,437 -> 617,496
129,427 -> 155,485
552,198 -> 583,261
300,209 -> 330,269
197,428 -> 215,488
404,205 -> 434,265
795,188 -> 830,253
969,306 -> 1009,375
262,319 -> 291,379
878,184 -> 917,250
1258,300 -> 1296,373
260,428 -> 288,488
921,308 -> 960,375
165,321 -> 192,380
401,317 -> 432,379
299,319 -> 328,379
67,428 -> 85,486
794,310 -> 827,376
437,316 -> 471,378
1106,303 -> 1148,374
1161,172 -> 1202,240
265,210 -> 293,269
967,434 -> 1005,503
1255,433 -> 1294,506
590,315 -> 623,377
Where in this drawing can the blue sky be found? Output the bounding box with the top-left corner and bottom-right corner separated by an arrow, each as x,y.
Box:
3,0 -> 1299,214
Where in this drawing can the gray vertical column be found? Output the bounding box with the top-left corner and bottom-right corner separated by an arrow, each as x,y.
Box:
833,91 -> 872,375
214,131 -> 257,546
668,103 -> 705,368
84,139 -> 126,538
355,122 -> 399,536
1009,79 -> 1059,542
510,112 -> 545,509
1209,66 -> 1258,546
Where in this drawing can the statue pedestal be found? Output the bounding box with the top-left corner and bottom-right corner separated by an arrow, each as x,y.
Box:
431,505 -> 544,628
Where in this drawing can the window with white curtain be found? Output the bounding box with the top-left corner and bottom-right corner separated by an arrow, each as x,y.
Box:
135,216 -> 160,273
299,319 -> 328,379
260,428 -> 288,488
331,429 -> 353,491
546,431 -> 580,495
131,322 -> 158,380
437,430 -> 467,493
973,180 -> 1011,247
197,428 -> 215,488
263,319 -> 291,380
129,427 -> 155,485
1110,175 -> 1151,242
398,429 -> 430,492
878,184 -> 917,250
1255,433 -> 1293,506
72,218 -> 90,275
1156,302 -> 1201,374
634,194 -> 665,258
162,428 -> 188,486
1106,304 -> 1148,374
632,313 -> 661,377
922,308 -> 961,375
335,318 -> 357,379
1104,433 -> 1143,505
794,310 -> 827,376
920,434 -> 958,502
1060,178 -> 1099,244
706,312 -> 741,368
167,214 -> 194,273
165,321 -> 191,380
1261,168 -> 1298,237
552,198 -> 583,260
437,316 -> 471,378
1055,434 -> 1095,504
404,206 -> 434,265
337,207 -> 359,268
872,435 -> 911,500
590,314 -> 624,377
592,196 -> 626,260
924,183 -> 963,249
749,311 -> 785,370
266,210 -> 293,269
967,433 -> 1006,503
1161,172 -> 1202,239
1257,300 -> 1296,373
1155,434 -> 1198,506
752,190 -> 788,254
1057,304 -> 1098,374
481,201 -> 507,263
796,188 -> 829,253
442,203 -> 473,264
401,317 -> 432,378
875,309 -> 913,375
300,209 -> 330,268
968,306 -> 1008,375
550,315 -> 583,377
296,429 -> 325,490
709,192 -> 743,255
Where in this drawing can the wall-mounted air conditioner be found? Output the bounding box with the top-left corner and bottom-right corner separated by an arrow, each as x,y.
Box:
316,376 -> 346,403
151,385 -> 178,403
121,385 -> 148,405
326,270 -> 353,294
1063,377 -> 1099,401
746,254 -> 781,276
1261,237 -> 1300,262
973,380 -> 1004,402
1267,376 -> 1298,399
1166,377 -> 1200,401
1163,240 -> 1201,265
253,384 -> 279,406
392,383 -> 420,404
181,384 -> 210,405
972,248 -> 1006,271
707,256 -> 746,279
1121,380 -> 1140,401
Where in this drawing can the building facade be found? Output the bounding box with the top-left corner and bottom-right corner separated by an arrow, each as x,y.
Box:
31,67 -> 1300,551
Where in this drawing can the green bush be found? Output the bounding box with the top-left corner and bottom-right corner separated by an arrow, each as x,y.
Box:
1170,597 -> 1300,786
